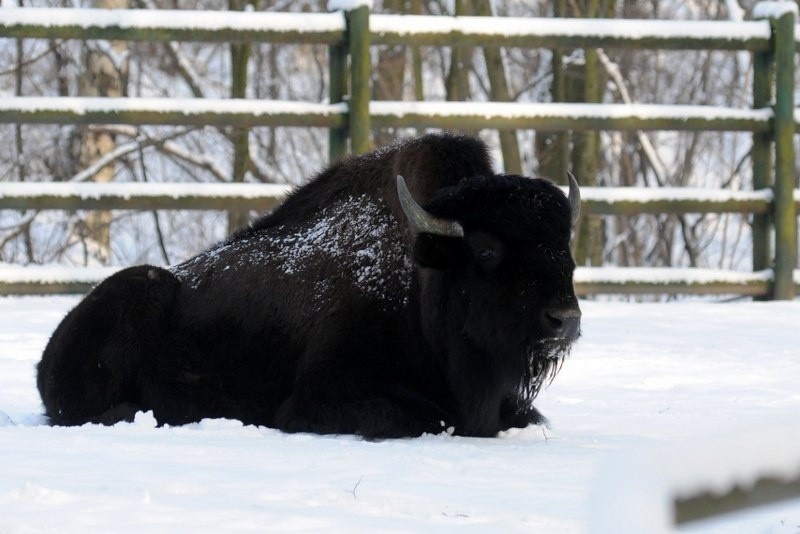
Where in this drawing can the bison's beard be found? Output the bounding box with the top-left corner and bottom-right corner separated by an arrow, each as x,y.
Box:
517,339 -> 572,409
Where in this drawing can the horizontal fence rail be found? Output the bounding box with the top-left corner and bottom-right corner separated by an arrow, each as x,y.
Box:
0,98 -> 346,128
0,98 -> 784,131
0,183 -> 787,214
0,184 -> 796,297
0,182 -> 290,211
0,8 -> 346,44
370,15 -> 775,50
369,102 -> 778,132
573,187 -> 777,215
0,8 -> 783,51
0,264 -> 797,298
573,267 -> 785,297
0,5 -> 797,301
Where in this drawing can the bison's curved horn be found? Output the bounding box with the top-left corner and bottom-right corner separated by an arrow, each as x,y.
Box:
567,172 -> 581,226
397,175 -> 464,238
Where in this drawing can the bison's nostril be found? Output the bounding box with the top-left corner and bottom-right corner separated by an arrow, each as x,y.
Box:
545,312 -> 563,331
544,308 -> 581,340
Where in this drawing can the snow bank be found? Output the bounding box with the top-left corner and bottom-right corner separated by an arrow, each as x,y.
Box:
668,423 -> 800,503
591,421 -> 800,533
1,299 -> 800,531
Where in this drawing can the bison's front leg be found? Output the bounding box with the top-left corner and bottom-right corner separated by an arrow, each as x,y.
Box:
499,397 -> 548,430
274,348 -> 450,440
37,265 -> 179,426
275,389 -> 448,440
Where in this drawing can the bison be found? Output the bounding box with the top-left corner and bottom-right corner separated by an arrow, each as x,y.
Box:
37,133 -> 581,439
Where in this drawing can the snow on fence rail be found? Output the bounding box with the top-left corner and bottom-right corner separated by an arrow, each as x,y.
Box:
0,7 -> 778,50
0,98 -> 777,131
369,102 -> 776,132
0,182 -> 781,217
0,97 -> 347,128
0,4 -> 797,301
0,8 -> 346,44
369,15 -> 774,50
0,182 -> 291,211
573,267 -> 782,297
574,187 -> 776,215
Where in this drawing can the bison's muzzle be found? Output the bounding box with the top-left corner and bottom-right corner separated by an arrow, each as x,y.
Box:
543,307 -> 581,341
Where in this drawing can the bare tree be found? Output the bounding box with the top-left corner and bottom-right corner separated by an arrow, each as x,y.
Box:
73,0 -> 129,265
0,0 -> 785,280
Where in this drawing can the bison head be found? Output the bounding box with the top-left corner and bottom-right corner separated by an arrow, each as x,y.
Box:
398,173 -> 581,434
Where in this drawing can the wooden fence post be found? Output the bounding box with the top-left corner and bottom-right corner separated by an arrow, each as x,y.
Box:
751,43 -> 773,280
227,0 -> 253,234
770,6 -> 796,300
346,3 -> 371,155
328,40 -> 348,162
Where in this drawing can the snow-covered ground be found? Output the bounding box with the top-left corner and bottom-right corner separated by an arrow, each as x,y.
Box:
1,296 -> 798,533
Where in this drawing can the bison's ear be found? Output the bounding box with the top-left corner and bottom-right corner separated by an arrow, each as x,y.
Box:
413,233 -> 462,270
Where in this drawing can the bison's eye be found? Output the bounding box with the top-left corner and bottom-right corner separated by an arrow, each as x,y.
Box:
477,248 -> 496,262
468,232 -> 504,272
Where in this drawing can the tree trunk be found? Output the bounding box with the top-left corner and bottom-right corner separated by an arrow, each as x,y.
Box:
565,0 -> 609,266
227,0 -> 254,233
535,0 -> 568,183
372,0 -> 407,146
471,0 -> 521,174
14,0 -> 33,262
445,0 -> 473,106
410,0 -> 424,103
76,0 -> 128,265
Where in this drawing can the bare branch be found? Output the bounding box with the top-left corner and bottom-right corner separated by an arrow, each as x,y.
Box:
345,476 -> 363,500
596,48 -> 668,185
69,136 -> 145,183
66,126 -> 229,185
154,137 -> 229,183
0,40 -> 63,77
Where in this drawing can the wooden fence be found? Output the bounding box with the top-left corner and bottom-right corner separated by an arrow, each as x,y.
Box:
0,4 -> 798,299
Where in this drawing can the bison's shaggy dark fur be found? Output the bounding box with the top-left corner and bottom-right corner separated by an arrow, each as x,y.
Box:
37,133 -> 581,438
